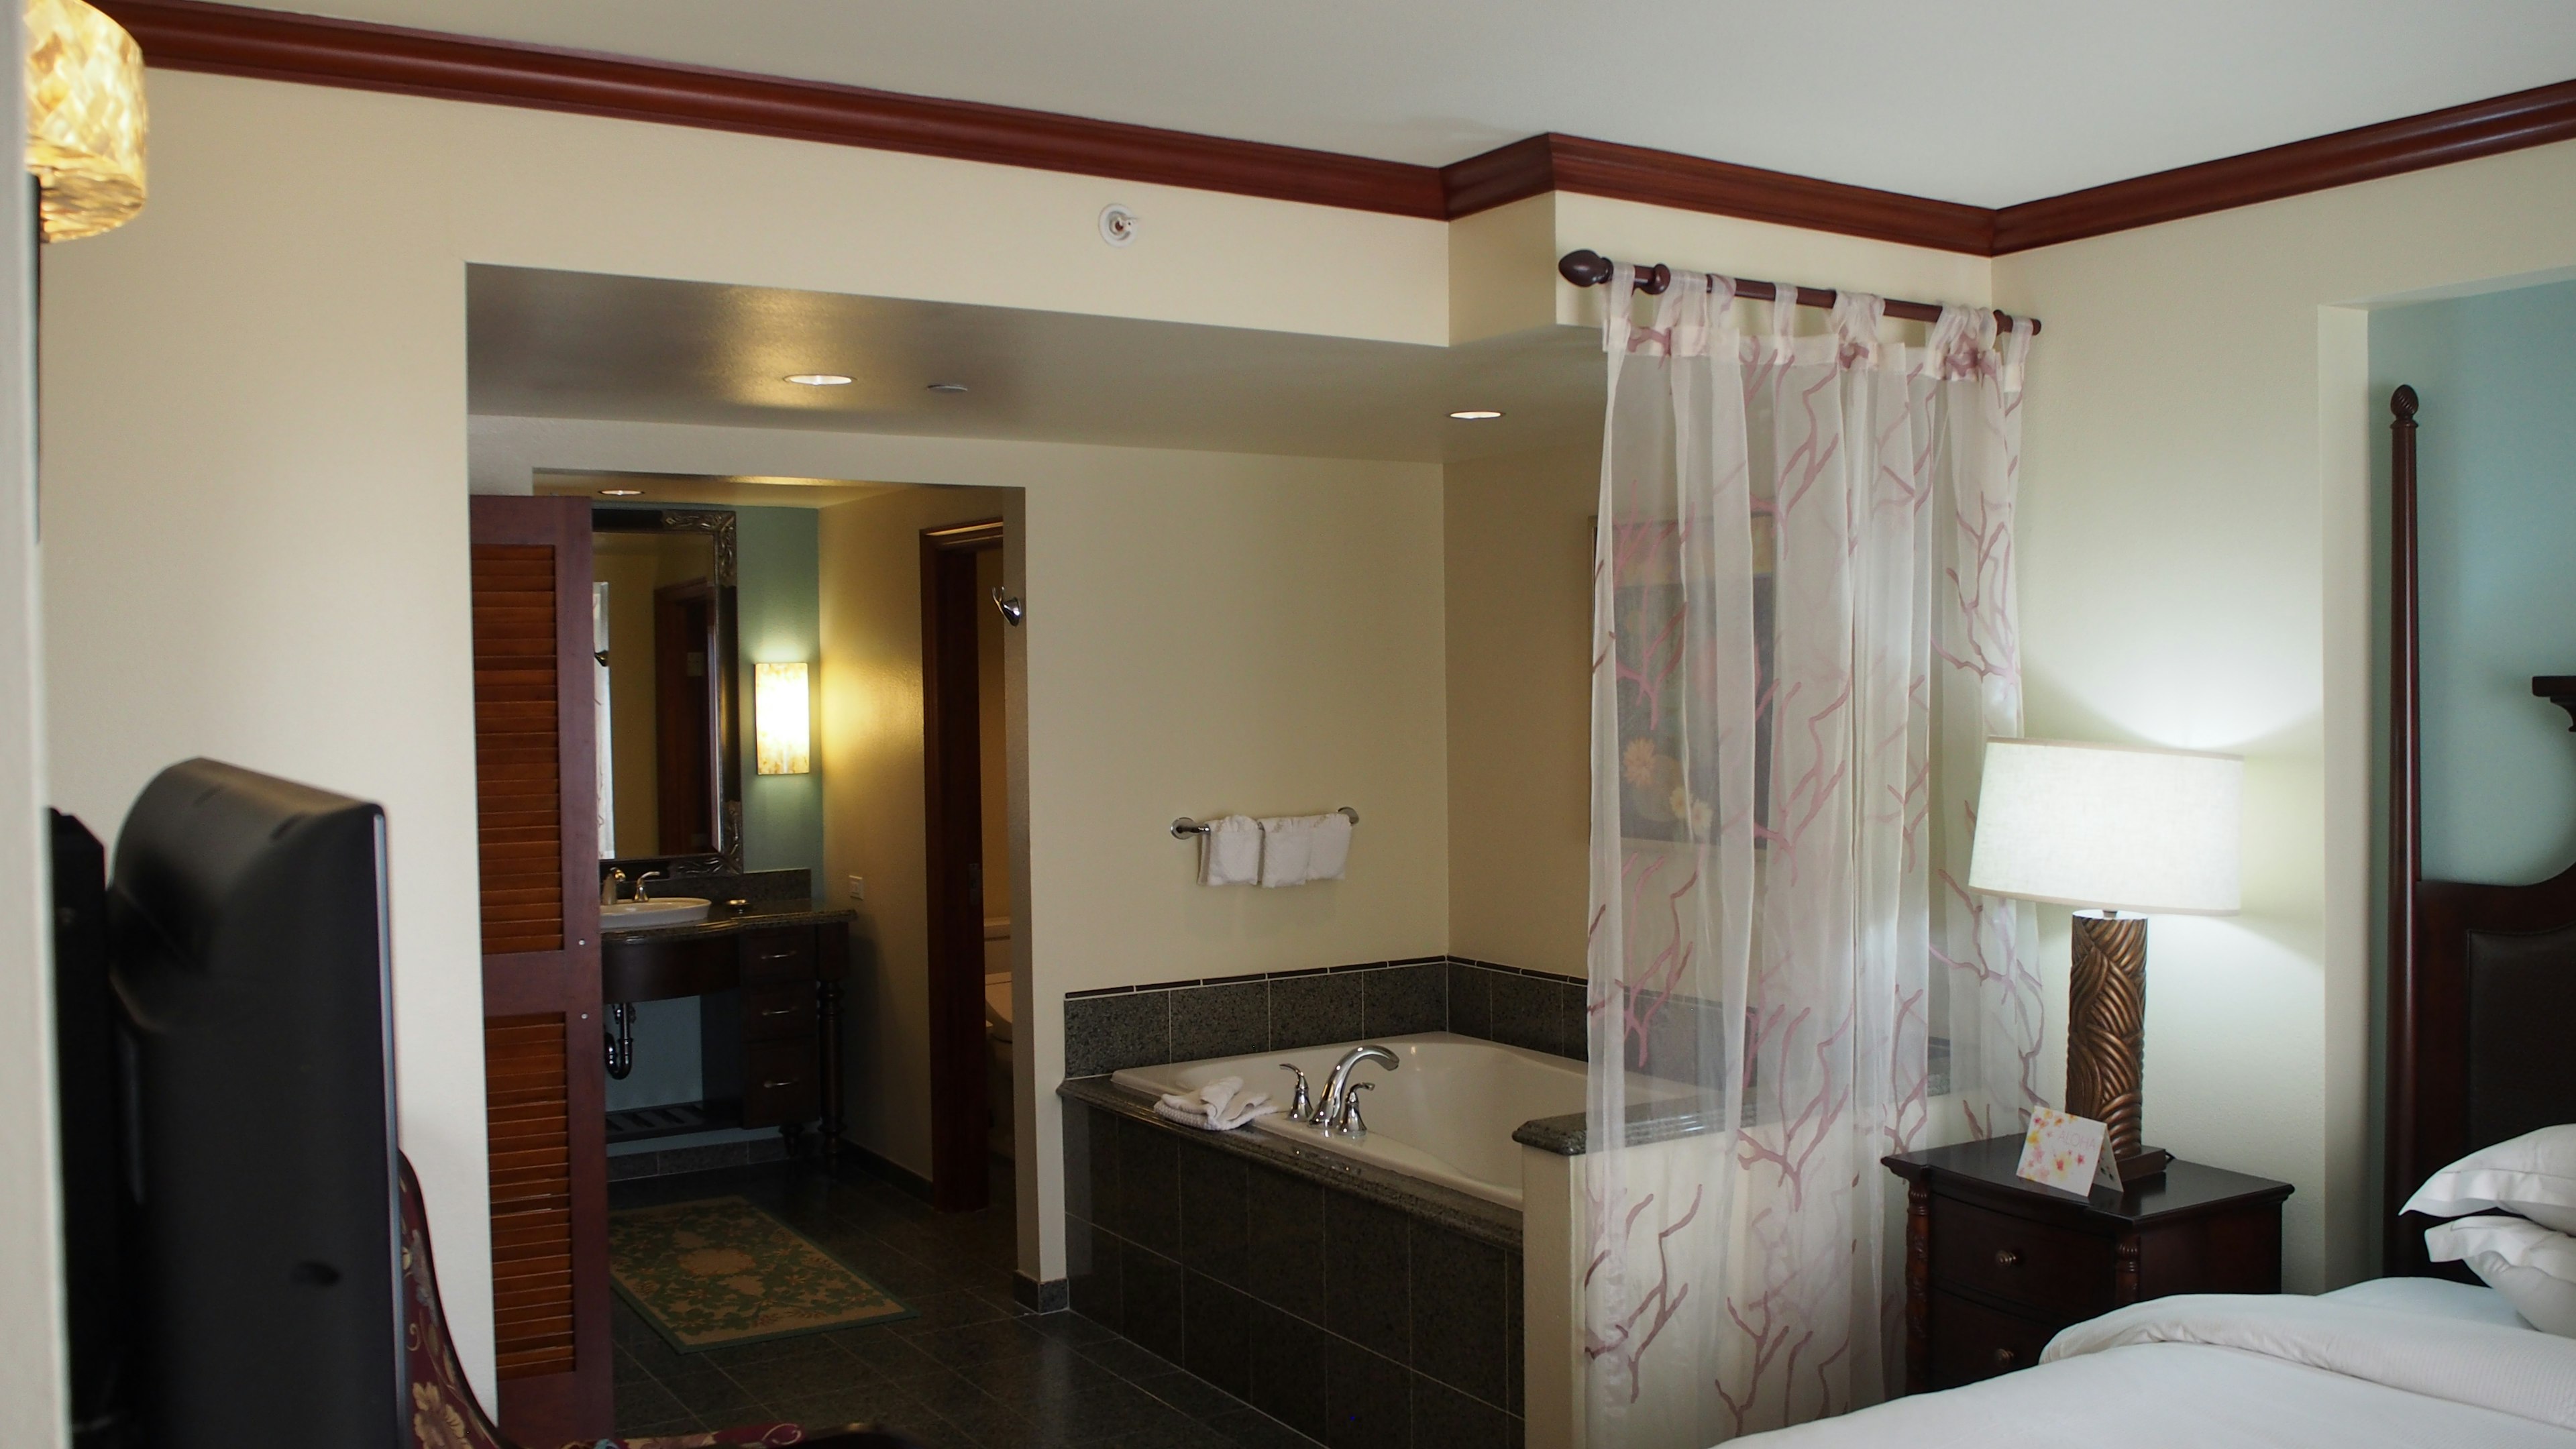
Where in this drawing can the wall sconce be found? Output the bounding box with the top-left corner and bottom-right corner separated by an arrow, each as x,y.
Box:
754,661 -> 811,775
26,0 -> 147,242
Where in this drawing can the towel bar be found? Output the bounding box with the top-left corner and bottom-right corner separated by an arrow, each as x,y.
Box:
1171,806 -> 1358,840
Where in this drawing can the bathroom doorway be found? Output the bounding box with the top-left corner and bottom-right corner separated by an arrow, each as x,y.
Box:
921,519 -> 1010,1212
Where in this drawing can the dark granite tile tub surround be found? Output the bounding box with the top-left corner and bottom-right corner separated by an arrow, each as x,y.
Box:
1067,1096 -> 1524,1448
1065,957 -> 1588,1079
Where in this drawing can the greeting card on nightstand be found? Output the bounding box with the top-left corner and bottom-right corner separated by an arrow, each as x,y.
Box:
2017,1108 -> 2122,1193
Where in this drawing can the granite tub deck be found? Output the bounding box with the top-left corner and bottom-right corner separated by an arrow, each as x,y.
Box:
1062,1077 -> 1526,1448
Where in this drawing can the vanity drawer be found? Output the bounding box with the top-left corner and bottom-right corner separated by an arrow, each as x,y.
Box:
741,980 -> 814,1041
739,929 -> 814,983
741,1038 -> 818,1127
1931,1197 -> 2114,1318
1927,1289 -> 2059,1388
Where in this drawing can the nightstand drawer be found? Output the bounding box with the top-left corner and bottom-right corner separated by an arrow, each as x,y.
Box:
1928,1289 -> 2059,1388
1931,1197 -> 2115,1318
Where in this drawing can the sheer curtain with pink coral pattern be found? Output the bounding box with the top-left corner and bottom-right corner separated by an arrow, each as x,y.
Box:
1583,265 -> 2041,1446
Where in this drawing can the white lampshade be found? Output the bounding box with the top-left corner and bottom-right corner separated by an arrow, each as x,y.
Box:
753,661 -> 811,775
1968,738 -> 2243,914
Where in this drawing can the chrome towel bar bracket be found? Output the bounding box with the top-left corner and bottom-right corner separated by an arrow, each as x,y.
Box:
1171,806 -> 1358,839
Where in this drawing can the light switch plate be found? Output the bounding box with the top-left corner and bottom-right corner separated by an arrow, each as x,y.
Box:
847,875 -> 865,901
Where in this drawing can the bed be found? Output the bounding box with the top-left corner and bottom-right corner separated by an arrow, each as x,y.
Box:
1735,388 -> 2576,1445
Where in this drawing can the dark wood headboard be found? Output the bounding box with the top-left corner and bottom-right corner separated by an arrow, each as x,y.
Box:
2385,384 -> 2576,1275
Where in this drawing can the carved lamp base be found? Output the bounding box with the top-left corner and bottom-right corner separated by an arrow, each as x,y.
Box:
2065,910 -> 2169,1184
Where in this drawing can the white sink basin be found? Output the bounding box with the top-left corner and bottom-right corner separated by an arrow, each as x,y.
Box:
601,897 -> 711,929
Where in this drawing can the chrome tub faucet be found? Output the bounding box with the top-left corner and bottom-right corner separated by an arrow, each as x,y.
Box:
1313,1044 -> 1395,1137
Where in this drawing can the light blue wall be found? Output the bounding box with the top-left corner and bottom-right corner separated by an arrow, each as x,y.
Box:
2371,279 -> 2576,884
734,505 -> 824,883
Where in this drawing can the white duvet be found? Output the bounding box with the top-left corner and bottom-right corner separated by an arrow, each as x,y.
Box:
1737,1285 -> 2576,1447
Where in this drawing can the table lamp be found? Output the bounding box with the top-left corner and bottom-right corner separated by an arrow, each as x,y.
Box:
1968,738 -> 2243,1183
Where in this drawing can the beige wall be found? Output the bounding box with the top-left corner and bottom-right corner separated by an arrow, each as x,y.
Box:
46,40 -> 2571,1412
1444,443 -> 1600,974
1993,137 -> 2576,1290
818,484 -> 1016,1179
38,68 -> 1448,1400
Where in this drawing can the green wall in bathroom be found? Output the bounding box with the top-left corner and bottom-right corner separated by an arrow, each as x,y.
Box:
735,504 -> 825,886
2371,277 -> 2576,885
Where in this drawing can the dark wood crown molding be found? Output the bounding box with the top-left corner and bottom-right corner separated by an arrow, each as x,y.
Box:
1442,133 -> 1993,255
1992,77 -> 2576,254
93,0 -> 1448,218
93,1 -> 2576,261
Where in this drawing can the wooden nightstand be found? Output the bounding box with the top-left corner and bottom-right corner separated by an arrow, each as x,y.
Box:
1882,1136 -> 2292,1393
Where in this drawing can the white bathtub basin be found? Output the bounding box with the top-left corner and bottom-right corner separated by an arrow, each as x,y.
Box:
1113,1032 -> 1583,1209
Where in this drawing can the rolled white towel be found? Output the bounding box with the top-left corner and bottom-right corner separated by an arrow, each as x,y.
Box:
1155,1077 -> 1276,1131
1200,815 -> 1260,886
1305,812 -> 1353,881
1258,815 -> 1318,888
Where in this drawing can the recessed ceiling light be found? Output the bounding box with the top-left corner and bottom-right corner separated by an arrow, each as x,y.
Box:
598,488 -> 645,497
927,382 -> 969,394
784,373 -> 853,386
1448,409 -> 1504,421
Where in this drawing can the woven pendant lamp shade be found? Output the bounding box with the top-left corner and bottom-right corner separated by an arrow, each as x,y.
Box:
25,0 -> 145,241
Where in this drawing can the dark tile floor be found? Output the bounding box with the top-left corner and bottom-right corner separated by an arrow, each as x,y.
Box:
610,1157 -> 1326,1449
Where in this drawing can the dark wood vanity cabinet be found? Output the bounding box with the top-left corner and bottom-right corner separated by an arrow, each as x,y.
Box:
601,914 -> 848,1160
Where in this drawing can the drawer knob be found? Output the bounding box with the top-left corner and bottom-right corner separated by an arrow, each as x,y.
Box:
1993,1346 -> 2017,1368
1993,1248 -> 2021,1268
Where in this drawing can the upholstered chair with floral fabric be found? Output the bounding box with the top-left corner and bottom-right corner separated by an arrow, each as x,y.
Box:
398,1157 -> 917,1449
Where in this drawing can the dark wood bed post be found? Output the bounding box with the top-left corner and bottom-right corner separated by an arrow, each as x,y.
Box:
2385,384 -> 2421,1276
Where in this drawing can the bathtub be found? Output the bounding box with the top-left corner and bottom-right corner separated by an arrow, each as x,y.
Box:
1112,1031 -> 1581,1209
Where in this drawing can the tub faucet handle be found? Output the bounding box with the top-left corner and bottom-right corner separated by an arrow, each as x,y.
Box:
1337,1081 -> 1375,1138
1279,1063 -> 1313,1123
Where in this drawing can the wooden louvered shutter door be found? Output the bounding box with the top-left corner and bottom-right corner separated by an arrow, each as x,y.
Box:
469,496 -> 609,1443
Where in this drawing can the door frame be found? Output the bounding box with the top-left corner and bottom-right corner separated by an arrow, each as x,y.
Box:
920,519 -> 1004,1212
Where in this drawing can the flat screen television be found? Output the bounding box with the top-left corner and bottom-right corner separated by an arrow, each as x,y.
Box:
77,758 -> 405,1447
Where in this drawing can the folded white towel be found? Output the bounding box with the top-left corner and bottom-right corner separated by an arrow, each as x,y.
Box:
1258,815 -> 1318,888
1199,814 -> 1260,887
1155,1076 -> 1277,1131
1305,812 -> 1353,881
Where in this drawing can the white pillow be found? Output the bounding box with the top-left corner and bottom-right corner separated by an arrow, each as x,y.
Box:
2404,1125 -> 2576,1234
2426,1216 -> 2576,1336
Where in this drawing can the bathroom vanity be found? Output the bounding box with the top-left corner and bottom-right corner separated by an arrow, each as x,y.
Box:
600,900 -> 854,1164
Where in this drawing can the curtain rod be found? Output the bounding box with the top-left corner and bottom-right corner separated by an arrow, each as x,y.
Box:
1557,250 -> 2041,336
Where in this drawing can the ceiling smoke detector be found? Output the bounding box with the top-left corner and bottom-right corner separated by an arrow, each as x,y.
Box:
784,373 -> 853,386
927,382 -> 970,394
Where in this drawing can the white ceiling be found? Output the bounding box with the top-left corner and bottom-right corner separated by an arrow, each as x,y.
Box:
241,1 -> 2576,207
469,266 -> 1603,462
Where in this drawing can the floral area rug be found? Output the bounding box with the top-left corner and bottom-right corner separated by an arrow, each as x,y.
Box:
609,1196 -> 912,1352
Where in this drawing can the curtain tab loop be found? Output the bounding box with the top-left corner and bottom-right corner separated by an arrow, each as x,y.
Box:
1767,282 -> 1800,362
1830,291 -> 1885,368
